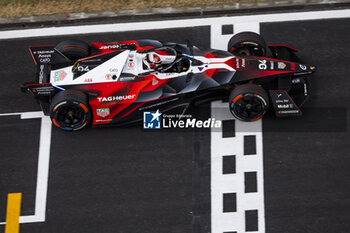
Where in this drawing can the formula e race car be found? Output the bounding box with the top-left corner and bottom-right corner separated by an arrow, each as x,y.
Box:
22,31 -> 316,131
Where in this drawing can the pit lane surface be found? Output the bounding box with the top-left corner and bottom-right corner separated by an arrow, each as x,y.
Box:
0,8 -> 350,233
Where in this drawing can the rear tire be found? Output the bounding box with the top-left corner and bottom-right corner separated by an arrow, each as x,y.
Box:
50,90 -> 91,131
55,40 -> 91,60
227,31 -> 267,56
229,84 -> 269,121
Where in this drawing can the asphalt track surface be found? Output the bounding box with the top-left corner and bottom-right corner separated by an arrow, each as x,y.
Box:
0,9 -> 350,233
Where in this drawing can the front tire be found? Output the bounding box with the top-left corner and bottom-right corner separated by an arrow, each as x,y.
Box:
50,90 -> 91,131
227,31 -> 267,56
229,84 -> 269,121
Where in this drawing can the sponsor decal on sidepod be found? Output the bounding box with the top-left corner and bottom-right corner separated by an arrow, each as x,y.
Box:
97,94 -> 136,102
96,108 -> 110,118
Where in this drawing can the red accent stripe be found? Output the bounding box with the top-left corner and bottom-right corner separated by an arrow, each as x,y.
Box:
78,50 -> 116,61
52,118 -> 60,127
205,53 -> 217,58
79,103 -> 88,113
258,70 -> 294,76
29,48 -> 37,65
26,83 -> 51,86
233,94 -> 243,103
250,115 -> 263,121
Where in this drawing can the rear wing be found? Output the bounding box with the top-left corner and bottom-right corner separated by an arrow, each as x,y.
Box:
22,46 -> 67,95
20,63 -> 57,96
29,45 -> 69,65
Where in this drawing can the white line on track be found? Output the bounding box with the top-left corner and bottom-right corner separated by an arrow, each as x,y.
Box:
0,111 -> 44,118
0,112 -> 52,225
211,22 -> 265,233
211,102 -> 265,233
0,9 -> 349,39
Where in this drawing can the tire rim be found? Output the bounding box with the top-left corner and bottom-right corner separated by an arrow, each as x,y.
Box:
54,103 -> 87,129
232,94 -> 266,120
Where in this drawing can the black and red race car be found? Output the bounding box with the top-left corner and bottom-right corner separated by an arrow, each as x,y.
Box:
22,31 -> 316,131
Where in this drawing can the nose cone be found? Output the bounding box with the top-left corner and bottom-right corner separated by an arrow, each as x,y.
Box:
310,65 -> 317,72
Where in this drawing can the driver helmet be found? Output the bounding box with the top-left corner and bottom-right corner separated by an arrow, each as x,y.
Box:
147,53 -> 161,64
143,52 -> 161,70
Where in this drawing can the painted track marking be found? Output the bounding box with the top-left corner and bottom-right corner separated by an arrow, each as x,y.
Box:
0,111 -> 52,225
211,22 -> 265,233
5,193 -> 22,233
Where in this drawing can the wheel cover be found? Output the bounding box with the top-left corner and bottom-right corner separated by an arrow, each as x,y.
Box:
54,103 -> 87,130
232,94 -> 266,120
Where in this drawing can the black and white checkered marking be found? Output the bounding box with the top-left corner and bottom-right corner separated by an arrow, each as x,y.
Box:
210,21 -> 265,233
211,101 -> 265,233
211,105 -> 264,233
